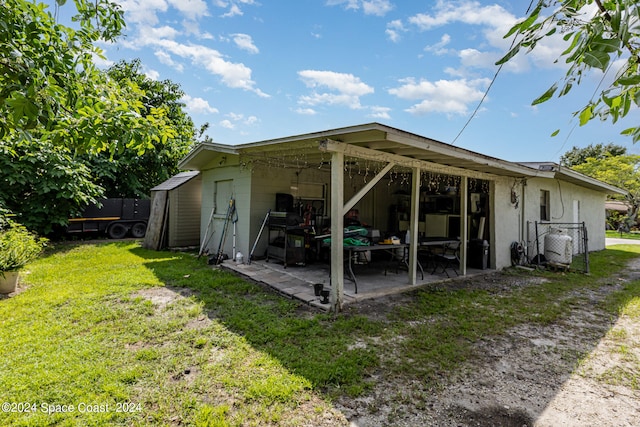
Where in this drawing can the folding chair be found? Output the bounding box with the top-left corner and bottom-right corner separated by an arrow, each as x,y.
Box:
431,241 -> 460,277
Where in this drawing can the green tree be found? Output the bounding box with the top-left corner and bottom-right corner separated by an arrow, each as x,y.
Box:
572,154 -> 640,224
497,0 -> 640,142
0,1 -> 182,233
559,143 -> 627,167
0,0 -> 175,152
85,59 -> 196,198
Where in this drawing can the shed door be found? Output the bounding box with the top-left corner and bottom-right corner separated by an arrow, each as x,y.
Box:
215,180 -> 234,215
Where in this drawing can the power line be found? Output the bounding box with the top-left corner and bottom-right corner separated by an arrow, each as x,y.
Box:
450,1 -> 536,146
450,61 -> 504,146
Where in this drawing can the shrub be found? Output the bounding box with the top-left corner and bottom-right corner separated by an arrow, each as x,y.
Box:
0,221 -> 47,272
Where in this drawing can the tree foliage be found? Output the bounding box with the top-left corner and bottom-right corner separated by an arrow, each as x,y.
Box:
559,142 -> 627,166
497,0 -> 640,142
0,0 -> 176,152
0,140 -> 102,233
85,59 -> 196,198
572,154 -> 640,219
0,1 -> 193,234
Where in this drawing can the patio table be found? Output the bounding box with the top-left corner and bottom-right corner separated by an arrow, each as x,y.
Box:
343,243 -> 424,293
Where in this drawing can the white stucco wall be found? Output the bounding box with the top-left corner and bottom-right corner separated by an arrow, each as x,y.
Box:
522,177 -> 606,252
492,175 -> 607,270
492,177 -> 523,270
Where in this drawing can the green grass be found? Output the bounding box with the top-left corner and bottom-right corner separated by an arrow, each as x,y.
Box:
1,241 -> 639,425
606,229 -> 640,240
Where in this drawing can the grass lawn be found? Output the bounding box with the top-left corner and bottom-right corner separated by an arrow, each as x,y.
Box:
606,230 -> 640,240
1,241 -> 639,426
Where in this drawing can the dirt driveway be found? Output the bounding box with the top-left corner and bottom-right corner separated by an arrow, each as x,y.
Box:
332,258 -> 640,427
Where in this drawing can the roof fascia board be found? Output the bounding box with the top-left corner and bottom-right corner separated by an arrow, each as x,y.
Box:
178,142 -> 239,170
555,165 -> 628,195
319,139 -> 499,180
233,123 -> 386,151
384,130 -> 546,178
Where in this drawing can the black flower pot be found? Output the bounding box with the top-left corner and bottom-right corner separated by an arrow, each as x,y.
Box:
320,289 -> 330,304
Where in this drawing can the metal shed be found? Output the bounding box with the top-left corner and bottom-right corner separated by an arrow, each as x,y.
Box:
144,171 -> 202,249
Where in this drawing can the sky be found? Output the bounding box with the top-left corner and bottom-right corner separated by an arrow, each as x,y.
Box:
48,0 -> 639,162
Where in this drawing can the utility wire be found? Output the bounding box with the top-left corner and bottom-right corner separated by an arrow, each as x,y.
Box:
450,0 -> 536,146
450,61 -> 504,146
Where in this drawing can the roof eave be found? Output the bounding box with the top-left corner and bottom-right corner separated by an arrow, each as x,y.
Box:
178,142 -> 239,170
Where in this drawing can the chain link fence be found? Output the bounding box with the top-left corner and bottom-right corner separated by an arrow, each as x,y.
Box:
524,221 -> 589,274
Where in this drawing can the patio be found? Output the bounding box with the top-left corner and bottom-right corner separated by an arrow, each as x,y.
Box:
219,256 -> 492,311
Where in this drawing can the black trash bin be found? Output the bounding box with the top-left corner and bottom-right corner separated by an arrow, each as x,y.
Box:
469,239 -> 489,269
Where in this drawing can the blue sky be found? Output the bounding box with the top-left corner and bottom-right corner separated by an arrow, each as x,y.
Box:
50,0 -> 638,162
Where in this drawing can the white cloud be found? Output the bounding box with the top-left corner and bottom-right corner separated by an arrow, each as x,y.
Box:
296,108 -> 317,115
140,25 -> 181,40
362,0 -> 394,16
216,0 -> 256,17
327,0 -> 393,16
386,19 -> 405,43
222,4 -> 242,17
117,0 -> 168,25
406,1 -> 569,74
181,95 -> 219,114
144,68 -> 160,80
424,33 -> 451,55
92,53 -> 114,68
219,112 -> 258,128
409,0 -> 514,33
220,119 -> 235,129
389,77 -> 490,115
298,70 -> 374,109
145,39 -> 269,97
232,33 -> 259,54
167,0 -> 208,20
299,70 -> 374,96
326,0 -> 359,11
459,48 -> 498,69
368,106 -> 391,120
154,50 -> 184,72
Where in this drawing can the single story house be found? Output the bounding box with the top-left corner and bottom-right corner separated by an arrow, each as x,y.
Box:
178,123 -> 626,310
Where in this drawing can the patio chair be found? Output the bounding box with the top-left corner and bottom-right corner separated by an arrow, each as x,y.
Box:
431,241 -> 460,278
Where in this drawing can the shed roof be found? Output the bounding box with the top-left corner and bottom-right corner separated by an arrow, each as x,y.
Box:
179,123 -> 625,195
151,171 -> 200,192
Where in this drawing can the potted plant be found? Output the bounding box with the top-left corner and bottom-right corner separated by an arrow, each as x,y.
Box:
0,221 -> 47,294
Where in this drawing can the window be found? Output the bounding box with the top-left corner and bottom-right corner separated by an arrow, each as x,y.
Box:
540,190 -> 550,221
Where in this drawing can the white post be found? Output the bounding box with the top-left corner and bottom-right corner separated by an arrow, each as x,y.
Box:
330,152 -> 344,312
408,167 -> 420,284
460,176 -> 468,275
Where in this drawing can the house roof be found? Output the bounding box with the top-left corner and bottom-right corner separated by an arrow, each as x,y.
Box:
151,171 -> 200,191
179,123 -> 625,194
605,200 -> 630,212
518,162 -> 627,195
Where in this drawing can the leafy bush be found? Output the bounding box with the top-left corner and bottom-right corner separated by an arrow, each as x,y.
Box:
0,222 -> 47,272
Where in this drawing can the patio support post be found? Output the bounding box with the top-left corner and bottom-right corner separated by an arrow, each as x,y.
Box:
408,167 -> 420,284
460,176 -> 468,275
330,151 -> 344,312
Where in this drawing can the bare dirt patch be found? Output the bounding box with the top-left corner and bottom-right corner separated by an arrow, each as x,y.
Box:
336,262 -> 640,427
